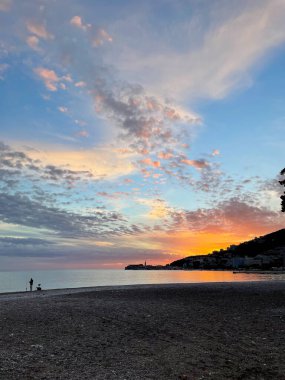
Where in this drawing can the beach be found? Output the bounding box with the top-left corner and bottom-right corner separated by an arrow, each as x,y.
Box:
0,282 -> 285,380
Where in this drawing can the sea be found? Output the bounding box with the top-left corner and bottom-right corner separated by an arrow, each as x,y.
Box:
0,269 -> 285,294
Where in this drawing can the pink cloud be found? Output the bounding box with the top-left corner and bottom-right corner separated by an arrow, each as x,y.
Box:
164,106 -> 181,121
99,28 -> 113,42
26,35 -> 40,51
70,16 -> 90,31
26,21 -> 52,40
75,81 -> 86,88
169,198 -> 285,239
34,67 -> 60,91
212,149 -> 220,156
93,28 -> 113,47
181,158 -> 209,169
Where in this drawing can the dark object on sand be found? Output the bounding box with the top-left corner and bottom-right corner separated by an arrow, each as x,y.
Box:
36,284 -> 42,291
29,278 -> 33,291
280,168 -> 285,212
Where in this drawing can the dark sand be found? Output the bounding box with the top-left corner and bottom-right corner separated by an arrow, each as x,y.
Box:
0,282 -> 285,380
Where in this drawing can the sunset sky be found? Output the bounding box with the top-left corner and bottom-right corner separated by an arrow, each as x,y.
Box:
1,0 -> 285,270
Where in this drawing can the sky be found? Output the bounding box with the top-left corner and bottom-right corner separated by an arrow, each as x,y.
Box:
0,0 -> 285,270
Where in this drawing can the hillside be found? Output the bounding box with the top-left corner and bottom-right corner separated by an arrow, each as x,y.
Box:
170,229 -> 285,269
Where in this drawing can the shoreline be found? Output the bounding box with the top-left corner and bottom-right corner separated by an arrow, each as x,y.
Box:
0,279 -> 284,300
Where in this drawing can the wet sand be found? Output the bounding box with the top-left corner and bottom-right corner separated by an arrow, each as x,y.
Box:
0,281 -> 285,379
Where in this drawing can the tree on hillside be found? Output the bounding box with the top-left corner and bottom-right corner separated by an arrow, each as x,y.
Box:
280,168 -> 285,212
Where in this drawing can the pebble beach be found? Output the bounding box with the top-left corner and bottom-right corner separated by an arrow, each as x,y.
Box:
0,281 -> 285,379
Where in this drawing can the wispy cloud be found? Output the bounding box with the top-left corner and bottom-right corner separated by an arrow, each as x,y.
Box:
110,0 -> 285,100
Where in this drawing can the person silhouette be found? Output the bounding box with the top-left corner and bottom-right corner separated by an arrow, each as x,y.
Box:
29,278 -> 33,291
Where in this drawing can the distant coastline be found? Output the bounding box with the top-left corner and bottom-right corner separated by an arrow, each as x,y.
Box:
125,264 -> 285,274
126,229 -> 285,271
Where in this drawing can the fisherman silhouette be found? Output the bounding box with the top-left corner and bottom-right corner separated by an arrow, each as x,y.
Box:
29,278 -> 33,291
280,168 -> 285,212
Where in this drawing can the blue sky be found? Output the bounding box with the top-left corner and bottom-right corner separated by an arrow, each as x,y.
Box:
0,0 -> 285,270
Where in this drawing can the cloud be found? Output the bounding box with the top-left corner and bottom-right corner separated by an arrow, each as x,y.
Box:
26,145 -> 135,180
75,81 -> 86,88
93,241 -> 114,247
137,198 -> 170,220
34,67 -> 60,91
0,242 -> 181,269
0,193 -> 125,238
110,0 -> 285,101
0,237 -> 54,247
140,158 -> 161,168
58,106 -> 68,113
24,12 -> 200,166
70,15 -> 112,46
93,28 -> 113,47
26,21 -> 53,40
212,149 -> 220,156
181,158 -> 210,169
0,141 -> 95,190
26,35 -> 40,51
0,2 -> 208,185
70,15 -> 90,31
157,151 -> 174,160
169,197 -> 285,237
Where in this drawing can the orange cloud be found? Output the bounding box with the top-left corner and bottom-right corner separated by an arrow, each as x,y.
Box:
158,151 -> 173,159
136,198 -> 169,220
25,145 -> 135,180
140,157 -> 161,168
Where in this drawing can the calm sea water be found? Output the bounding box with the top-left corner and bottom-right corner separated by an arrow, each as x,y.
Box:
0,269 -> 285,293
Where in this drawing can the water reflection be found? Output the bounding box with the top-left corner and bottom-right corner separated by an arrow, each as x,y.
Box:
0,269 -> 284,293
